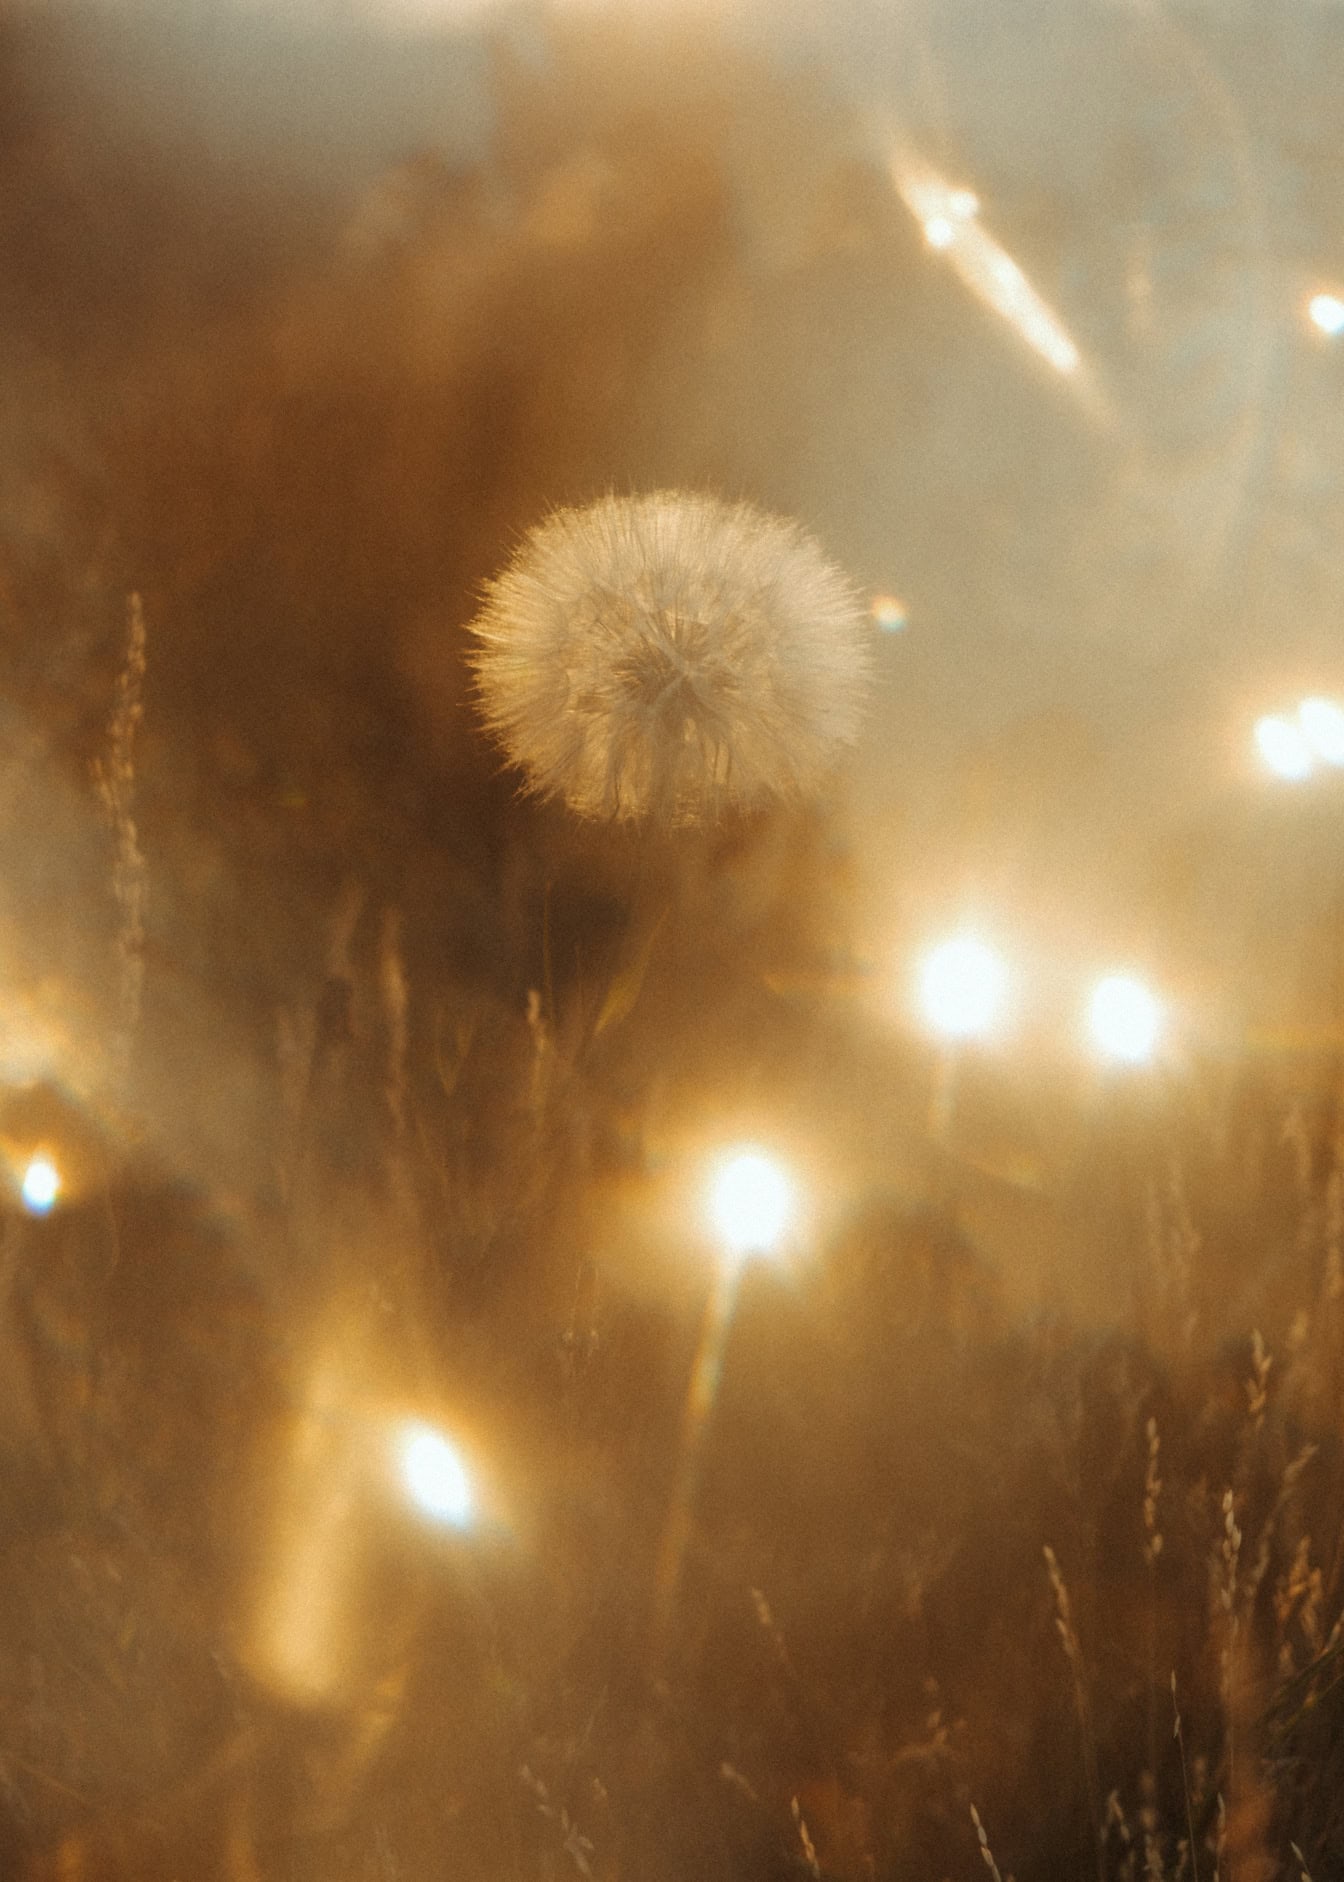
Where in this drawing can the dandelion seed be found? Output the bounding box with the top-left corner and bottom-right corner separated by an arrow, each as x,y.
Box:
467,491 -> 871,823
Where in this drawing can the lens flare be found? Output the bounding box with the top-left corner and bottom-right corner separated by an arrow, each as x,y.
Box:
399,1423 -> 474,1528
1087,975 -> 1162,1065
870,593 -> 908,634
1299,696 -> 1344,766
1308,293 -> 1344,337
1255,714 -> 1313,780
708,1150 -> 794,1259
20,1154 -> 60,1215
892,153 -> 1081,379
917,936 -> 1009,1041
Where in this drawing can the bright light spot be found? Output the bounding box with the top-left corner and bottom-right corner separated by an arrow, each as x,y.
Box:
1087,975 -> 1162,1066
1309,292 -> 1344,336
892,152 -> 1082,381
1299,695 -> 1344,766
916,936 -> 1009,1041
20,1154 -> 60,1215
708,1150 -> 794,1259
870,593 -> 908,633
1255,714 -> 1313,780
399,1423 -> 474,1528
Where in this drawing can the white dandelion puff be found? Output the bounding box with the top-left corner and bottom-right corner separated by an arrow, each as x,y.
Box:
467,491 -> 872,824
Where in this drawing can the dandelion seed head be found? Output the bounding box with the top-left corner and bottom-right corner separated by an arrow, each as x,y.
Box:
467,491 -> 871,824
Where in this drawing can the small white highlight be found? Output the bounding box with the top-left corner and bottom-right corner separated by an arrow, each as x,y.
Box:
20,1155 -> 60,1215
916,936 -> 1009,1042
923,215 -> 956,250
709,1150 -> 794,1259
399,1422 -> 474,1528
1255,714 -> 1313,780
1087,975 -> 1162,1066
1308,293 -> 1344,337
1298,696 -> 1344,766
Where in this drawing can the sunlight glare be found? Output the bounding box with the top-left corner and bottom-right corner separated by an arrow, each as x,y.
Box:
892,153 -> 1081,379
1087,975 -> 1162,1066
399,1422 -> 474,1528
1255,714 -> 1313,780
1298,696 -> 1344,766
20,1154 -> 60,1215
1308,293 -> 1344,337
708,1150 -> 794,1259
917,936 -> 1008,1042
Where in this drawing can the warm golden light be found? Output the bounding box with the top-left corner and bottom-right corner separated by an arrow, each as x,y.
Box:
1087,975 -> 1162,1065
917,936 -> 1009,1041
708,1149 -> 794,1259
1299,696 -> 1344,766
892,153 -> 1081,379
398,1421 -> 474,1528
20,1153 -> 60,1215
1255,713 -> 1313,780
1308,292 -> 1344,337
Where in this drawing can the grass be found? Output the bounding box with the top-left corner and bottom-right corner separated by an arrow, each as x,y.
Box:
2,10 -> 1343,1879
4,827 -> 1344,1882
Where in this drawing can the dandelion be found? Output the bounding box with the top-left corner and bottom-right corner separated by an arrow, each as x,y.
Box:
467,491 -> 870,823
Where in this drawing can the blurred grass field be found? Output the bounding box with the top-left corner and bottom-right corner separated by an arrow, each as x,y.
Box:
3,4 -> 1344,1878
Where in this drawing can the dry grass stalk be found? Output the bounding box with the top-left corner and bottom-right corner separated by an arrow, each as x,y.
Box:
1172,1672 -> 1201,1882
1244,1330 -> 1271,1430
1243,1444 -> 1318,1614
1144,1416 -> 1164,1568
970,1803 -> 1006,1882
379,908 -> 409,1139
92,591 -> 148,1081
1043,1544 -> 1104,1881
1219,1488 -> 1243,1824
791,1796 -> 821,1880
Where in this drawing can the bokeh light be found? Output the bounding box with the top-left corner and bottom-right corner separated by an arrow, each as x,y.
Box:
1255,714 -> 1314,780
916,936 -> 1009,1041
708,1149 -> 794,1259
1308,292 -> 1344,336
20,1153 -> 60,1215
1299,695 -> 1344,766
1087,975 -> 1163,1065
398,1422 -> 474,1528
870,593 -> 908,634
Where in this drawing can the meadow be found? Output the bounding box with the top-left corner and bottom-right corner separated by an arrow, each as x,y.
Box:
2,4 -> 1343,1878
